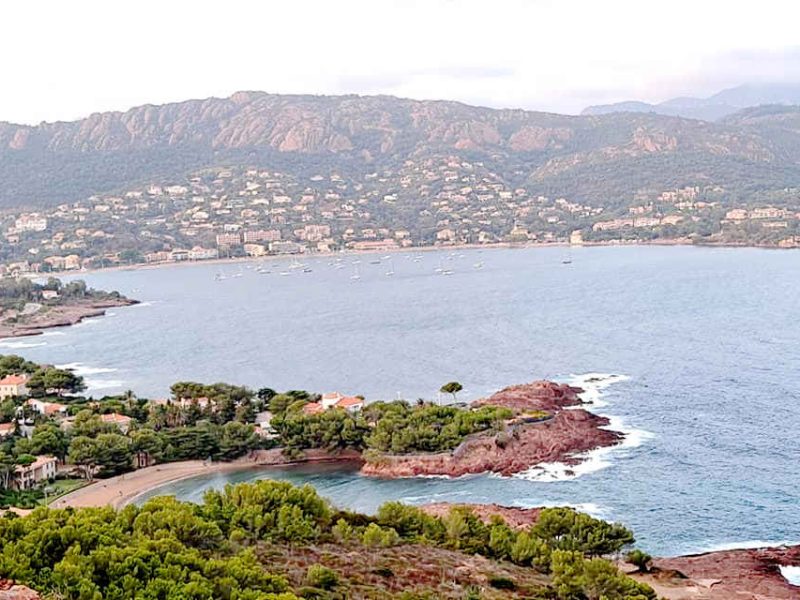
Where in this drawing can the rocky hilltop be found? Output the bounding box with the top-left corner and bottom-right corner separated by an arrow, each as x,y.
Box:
3,92 -> 800,209
361,381 -> 622,478
424,504 -> 800,599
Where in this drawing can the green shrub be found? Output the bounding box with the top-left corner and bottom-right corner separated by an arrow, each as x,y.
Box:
305,565 -> 339,590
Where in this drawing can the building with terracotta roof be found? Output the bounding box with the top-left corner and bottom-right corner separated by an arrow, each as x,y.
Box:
301,402 -> 324,416
321,392 -> 343,410
0,422 -> 15,439
0,374 -> 29,400
100,413 -> 133,434
24,399 -> 68,418
335,396 -> 364,412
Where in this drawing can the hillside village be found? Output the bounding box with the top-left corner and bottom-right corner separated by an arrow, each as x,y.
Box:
1,158 -> 799,276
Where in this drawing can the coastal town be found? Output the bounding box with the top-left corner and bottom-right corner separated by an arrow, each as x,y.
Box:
2,159 -> 799,277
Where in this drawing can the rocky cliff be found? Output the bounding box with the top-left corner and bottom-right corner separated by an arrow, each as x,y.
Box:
361,381 -> 622,478
3,92 -> 800,209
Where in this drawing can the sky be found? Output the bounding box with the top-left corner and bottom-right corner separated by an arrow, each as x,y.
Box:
3,0 -> 800,124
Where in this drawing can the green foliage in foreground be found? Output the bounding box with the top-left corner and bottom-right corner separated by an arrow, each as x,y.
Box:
0,480 -> 654,599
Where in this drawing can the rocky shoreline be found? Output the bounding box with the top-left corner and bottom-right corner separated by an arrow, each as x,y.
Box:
420,503 -> 800,599
360,381 -> 623,478
0,297 -> 139,339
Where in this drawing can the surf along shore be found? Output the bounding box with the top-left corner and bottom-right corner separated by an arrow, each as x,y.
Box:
53,380 -> 623,509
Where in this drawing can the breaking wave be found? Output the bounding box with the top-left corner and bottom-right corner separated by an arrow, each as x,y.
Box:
702,539 -> 800,552
57,362 -> 118,376
780,566 -> 800,586
0,340 -> 47,349
513,373 -> 653,482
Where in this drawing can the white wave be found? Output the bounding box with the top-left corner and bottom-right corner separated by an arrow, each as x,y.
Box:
543,501 -> 608,518
567,372 -> 630,408
72,317 -> 101,327
0,340 -> 47,349
85,379 -> 126,391
507,498 -> 608,518
513,373 -> 652,482
41,331 -> 66,337
405,472 -> 483,481
702,539 -> 800,552
401,490 -> 473,503
57,362 -> 118,376
132,301 -> 156,308
780,566 -> 800,586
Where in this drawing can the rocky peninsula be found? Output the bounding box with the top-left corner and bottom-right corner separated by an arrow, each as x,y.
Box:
0,278 -> 137,339
360,381 -> 622,478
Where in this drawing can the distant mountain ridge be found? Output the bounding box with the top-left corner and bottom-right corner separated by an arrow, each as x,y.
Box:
582,83 -> 800,121
2,91 -> 800,209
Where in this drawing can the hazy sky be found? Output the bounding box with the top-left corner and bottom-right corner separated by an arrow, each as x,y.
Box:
3,0 -> 799,124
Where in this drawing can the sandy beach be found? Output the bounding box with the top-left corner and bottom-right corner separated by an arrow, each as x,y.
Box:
49,460 -> 259,509
50,450 -> 363,509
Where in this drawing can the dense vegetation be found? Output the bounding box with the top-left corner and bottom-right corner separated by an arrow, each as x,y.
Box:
0,479 -> 655,599
270,394 -> 512,456
0,277 -> 125,311
0,358 -> 515,506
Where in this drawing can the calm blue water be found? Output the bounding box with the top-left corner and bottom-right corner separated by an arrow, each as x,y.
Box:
3,245 -> 799,556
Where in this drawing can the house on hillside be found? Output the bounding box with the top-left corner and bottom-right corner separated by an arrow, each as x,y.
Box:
318,392 -> 365,413
14,455 -> 57,490
321,392 -> 343,410
302,402 -> 324,416
0,422 -> 15,439
254,411 -> 277,438
24,399 -> 69,418
335,396 -> 364,413
100,413 -> 133,434
0,374 -> 29,400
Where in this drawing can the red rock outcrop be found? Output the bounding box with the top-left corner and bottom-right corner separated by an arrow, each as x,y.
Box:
0,581 -> 40,600
361,381 -> 622,478
648,546 -> 800,600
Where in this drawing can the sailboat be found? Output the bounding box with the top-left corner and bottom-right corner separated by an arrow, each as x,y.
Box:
385,257 -> 395,276
562,245 -> 573,265
350,264 -> 361,281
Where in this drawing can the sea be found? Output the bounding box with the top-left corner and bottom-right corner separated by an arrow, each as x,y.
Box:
2,244 -> 798,556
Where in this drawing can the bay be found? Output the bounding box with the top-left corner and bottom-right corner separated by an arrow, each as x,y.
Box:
4,245 -> 799,556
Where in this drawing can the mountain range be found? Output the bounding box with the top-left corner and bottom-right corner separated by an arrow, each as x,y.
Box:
582,82 -> 800,121
2,91 -> 800,210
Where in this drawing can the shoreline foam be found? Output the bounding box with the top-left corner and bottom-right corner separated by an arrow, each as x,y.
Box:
514,373 -> 653,482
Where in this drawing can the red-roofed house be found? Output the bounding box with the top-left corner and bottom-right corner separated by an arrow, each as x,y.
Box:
25,399 -> 68,418
0,422 -> 15,439
0,374 -> 29,400
321,392 -> 343,410
302,402 -> 324,416
336,396 -> 364,412
100,413 -> 133,434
